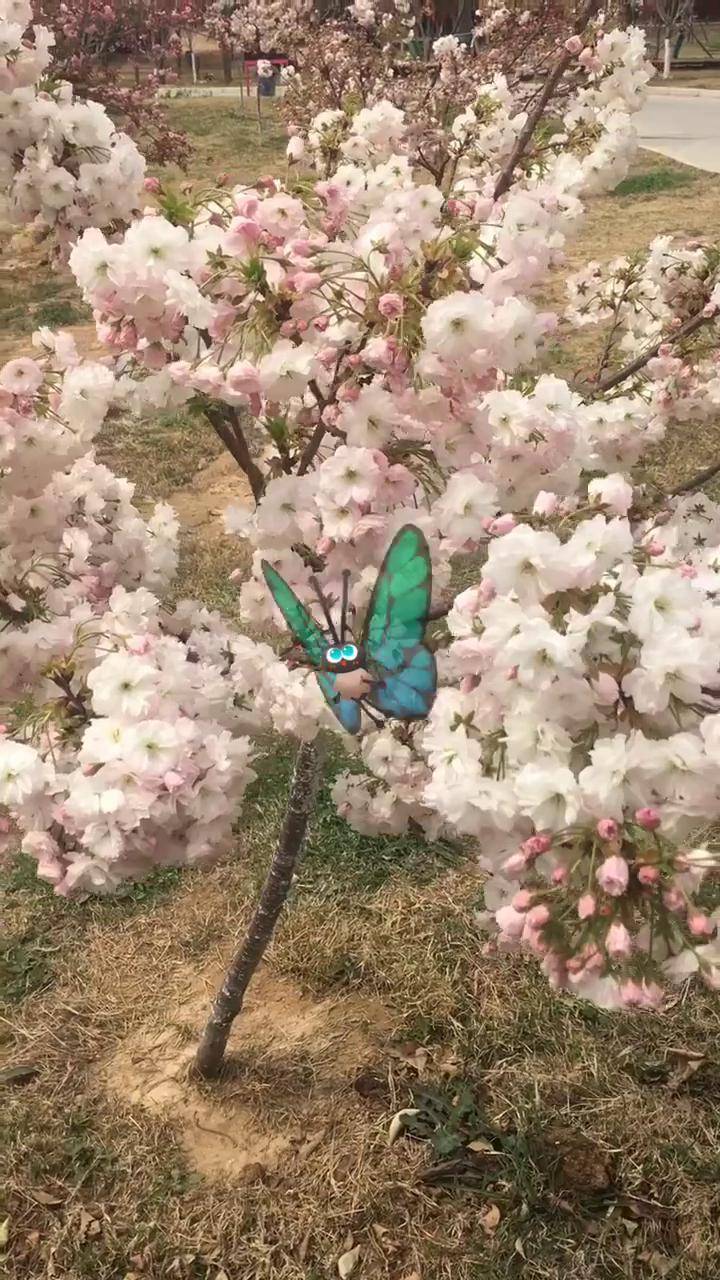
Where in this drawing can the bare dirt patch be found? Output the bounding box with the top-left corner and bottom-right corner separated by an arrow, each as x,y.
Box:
168,450 -> 252,537
102,964 -> 392,1181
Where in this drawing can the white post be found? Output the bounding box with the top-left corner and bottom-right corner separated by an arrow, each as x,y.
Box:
663,35 -> 672,78
189,31 -> 198,84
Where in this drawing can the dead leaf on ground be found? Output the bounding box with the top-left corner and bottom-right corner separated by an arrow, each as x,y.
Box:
389,1043 -> 430,1076
29,1190 -> 64,1207
665,1047 -> 706,1090
296,1128 -> 326,1160
638,1251 -> 680,1277
479,1203 -> 501,1236
467,1137 -> 495,1154
296,1230 -> 311,1263
388,1108 -> 420,1145
338,1244 -> 361,1277
0,1218 -> 9,1249
0,1064 -> 40,1086
76,1208 -> 102,1242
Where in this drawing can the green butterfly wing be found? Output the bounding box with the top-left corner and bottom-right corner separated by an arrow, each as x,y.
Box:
261,561 -> 362,734
362,524 -> 437,720
261,561 -> 326,666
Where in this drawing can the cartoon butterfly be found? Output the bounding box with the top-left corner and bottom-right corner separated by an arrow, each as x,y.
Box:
261,524 -> 437,734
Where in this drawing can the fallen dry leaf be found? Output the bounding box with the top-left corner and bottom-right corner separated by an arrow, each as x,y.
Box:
338,1244 -> 361,1278
388,1108 -> 420,1145
76,1208 -> 101,1242
638,1251 -> 679,1277
30,1190 -> 64,1208
467,1138 -> 495,1154
0,1218 -> 8,1249
665,1047 -> 706,1090
480,1204 -> 501,1236
297,1129 -> 326,1160
296,1230 -> 311,1263
0,1063 -> 40,1086
514,1237 -> 527,1259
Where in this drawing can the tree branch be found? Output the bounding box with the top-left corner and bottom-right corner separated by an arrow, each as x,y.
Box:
493,0 -> 600,202
578,308 -> 712,395
672,457 -> 720,496
204,405 -> 265,502
194,739 -> 321,1078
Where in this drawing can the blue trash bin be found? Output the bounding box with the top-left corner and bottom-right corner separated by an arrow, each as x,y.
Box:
258,70 -> 276,97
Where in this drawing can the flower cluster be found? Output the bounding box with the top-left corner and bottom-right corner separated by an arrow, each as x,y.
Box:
31,0 -> 193,166
0,0 -> 144,251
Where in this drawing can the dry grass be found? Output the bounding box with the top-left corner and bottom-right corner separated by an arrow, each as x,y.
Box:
3,109 -> 720,1280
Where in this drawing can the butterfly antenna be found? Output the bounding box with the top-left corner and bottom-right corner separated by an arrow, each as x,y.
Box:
309,575 -> 340,644
339,570 -> 351,643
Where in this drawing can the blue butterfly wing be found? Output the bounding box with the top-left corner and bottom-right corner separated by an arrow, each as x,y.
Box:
368,644 -> 437,720
362,524 -> 437,721
316,671 -> 362,735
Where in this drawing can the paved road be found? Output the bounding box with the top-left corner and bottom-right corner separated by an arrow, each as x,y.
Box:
636,92 -> 720,173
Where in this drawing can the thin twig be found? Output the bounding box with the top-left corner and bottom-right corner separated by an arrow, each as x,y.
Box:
493,0 -> 600,202
579,308 -> 712,395
672,457 -> 720,496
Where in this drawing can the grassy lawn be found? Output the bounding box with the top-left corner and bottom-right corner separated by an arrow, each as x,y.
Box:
3,103 -> 720,1280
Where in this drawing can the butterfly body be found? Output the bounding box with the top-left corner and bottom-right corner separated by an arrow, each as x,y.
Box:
262,524 -> 437,735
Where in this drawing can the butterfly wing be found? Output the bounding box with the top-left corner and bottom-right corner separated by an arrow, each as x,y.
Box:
362,524 -> 437,720
261,561 -> 361,734
261,561 -> 326,666
316,672 -> 362,735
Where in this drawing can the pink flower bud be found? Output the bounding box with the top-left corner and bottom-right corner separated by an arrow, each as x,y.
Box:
527,904 -> 550,929
577,893 -> 596,920
596,818 -> 619,841
143,175 -> 161,194
489,513 -> 516,536
522,834 -> 552,857
564,35 -> 583,54
163,770 -> 184,792
552,866 -> 568,885
502,851 -> 528,878
688,912 -> 715,938
496,905 -> 526,939
596,854 -> 629,897
512,890 -> 532,912
662,886 -> 685,913
606,920 -> 632,958
646,540 -> 665,557
637,864 -> 660,886
635,807 -> 661,831
378,292 -> 404,319
620,979 -> 644,1006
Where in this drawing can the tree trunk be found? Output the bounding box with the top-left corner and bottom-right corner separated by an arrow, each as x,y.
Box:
194,739 -> 321,1079
221,38 -> 233,84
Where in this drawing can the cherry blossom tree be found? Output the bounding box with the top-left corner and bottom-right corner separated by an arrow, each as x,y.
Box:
2,0 -> 720,1081
30,0 -> 194,164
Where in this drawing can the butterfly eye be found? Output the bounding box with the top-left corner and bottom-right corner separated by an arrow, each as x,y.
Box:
327,647 -> 343,664
342,644 -> 358,660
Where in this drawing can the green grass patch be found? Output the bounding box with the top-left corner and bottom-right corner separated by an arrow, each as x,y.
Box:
614,167 -> 697,197
98,404 -> 224,501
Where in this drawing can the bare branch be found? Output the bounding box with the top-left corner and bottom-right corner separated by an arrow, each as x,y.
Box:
672,457 -> 720,496
578,308 -> 712,396
493,0 -> 601,202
